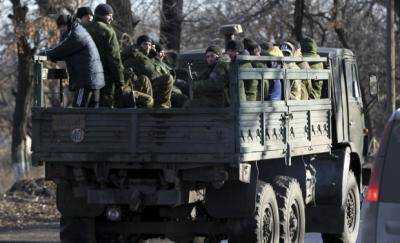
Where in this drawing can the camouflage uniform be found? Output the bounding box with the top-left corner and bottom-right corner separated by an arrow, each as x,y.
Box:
84,17 -> 125,107
192,59 -> 231,107
301,37 -> 324,99
241,61 -> 259,101
123,48 -> 173,108
285,62 -> 309,100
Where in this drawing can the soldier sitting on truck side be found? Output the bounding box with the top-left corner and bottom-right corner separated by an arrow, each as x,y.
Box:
40,14 -> 105,108
122,35 -> 174,108
280,42 -> 309,100
152,43 -> 188,108
190,45 -> 230,107
226,40 -> 256,102
300,37 -> 325,99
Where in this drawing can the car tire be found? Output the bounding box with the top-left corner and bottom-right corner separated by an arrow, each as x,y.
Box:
322,171 -> 360,243
230,180 -> 280,243
273,176 -> 305,243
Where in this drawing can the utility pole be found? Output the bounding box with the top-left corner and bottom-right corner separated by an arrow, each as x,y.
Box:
387,0 -> 396,114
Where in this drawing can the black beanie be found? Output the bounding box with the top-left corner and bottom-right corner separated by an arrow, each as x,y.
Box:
76,7 -> 93,19
226,40 -> 244,52
136,35 -> 152,46
94,4 -> 114,17
205,45 -> 222,56
56,14 -> 72,28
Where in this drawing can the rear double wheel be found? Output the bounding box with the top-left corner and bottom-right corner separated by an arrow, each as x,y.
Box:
230,180 -> 280,243
273,176 -> 305,243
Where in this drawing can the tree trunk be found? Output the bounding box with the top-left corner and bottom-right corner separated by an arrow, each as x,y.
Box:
10,0 -> 35,177
293,0 -> 305,41
107,0 -> 140,39
160,0 -> 184,51
331,0 -> 350,49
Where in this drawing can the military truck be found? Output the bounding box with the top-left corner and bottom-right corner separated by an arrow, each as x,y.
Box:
31,33 -> 372,243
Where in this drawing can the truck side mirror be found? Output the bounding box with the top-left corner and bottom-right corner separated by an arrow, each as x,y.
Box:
369,75 -> 378,96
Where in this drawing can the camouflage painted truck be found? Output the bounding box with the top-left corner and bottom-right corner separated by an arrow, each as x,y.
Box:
31,42 -> 373,243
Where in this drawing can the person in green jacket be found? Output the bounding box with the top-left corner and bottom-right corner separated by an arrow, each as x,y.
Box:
84,3 -> 125,107
152,43 -> 188,108
226,40 -> 256,102
301,37 -> 325,99
280,42 -> 309,100
123,35 -> 173,108
191,45 -> 230,107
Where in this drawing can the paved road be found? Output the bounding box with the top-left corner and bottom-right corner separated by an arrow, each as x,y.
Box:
0,229 -> 360,243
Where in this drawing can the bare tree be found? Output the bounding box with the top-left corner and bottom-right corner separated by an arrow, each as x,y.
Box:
160,0 -> 184,50
107,0 -> 140,38
293,0 -> 305,41
331,0 -> 350,49
9,0 -> 35,175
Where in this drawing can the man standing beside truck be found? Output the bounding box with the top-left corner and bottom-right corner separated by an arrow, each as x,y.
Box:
84,3 -> 125,107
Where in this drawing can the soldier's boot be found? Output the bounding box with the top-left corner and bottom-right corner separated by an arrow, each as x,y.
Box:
152,74 -> 174,108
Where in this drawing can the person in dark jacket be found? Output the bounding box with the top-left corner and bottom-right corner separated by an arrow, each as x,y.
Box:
85,3 -> 125,107
41,14 -> 105,108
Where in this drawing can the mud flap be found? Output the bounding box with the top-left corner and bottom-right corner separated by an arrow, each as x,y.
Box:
205,163 -> 258,218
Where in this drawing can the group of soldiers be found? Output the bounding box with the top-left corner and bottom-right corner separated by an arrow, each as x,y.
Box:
41,3 -> 325,109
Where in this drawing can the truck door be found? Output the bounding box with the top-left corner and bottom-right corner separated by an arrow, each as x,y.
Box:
343,59 -> 365,157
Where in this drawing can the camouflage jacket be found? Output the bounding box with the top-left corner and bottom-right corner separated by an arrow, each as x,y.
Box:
122,48 -> 158,80
84,18 -> 124,91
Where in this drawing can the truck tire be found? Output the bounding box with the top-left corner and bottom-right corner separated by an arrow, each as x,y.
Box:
230,181 -> 279,243
273,176 -> 305,243
322,171 -> 360,243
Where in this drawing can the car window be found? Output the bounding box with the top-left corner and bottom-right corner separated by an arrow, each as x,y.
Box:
380,121 -> 400,202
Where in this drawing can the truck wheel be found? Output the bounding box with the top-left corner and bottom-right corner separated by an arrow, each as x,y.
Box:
322,171 -> 360,243
230,181 -> 280,243
273,176 -> 305,243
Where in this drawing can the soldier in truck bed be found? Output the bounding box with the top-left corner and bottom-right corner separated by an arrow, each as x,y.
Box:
84,3 -> 125,107
226,40 -> 256,102
122,35 -> 174,108
190,45 -> 230,107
